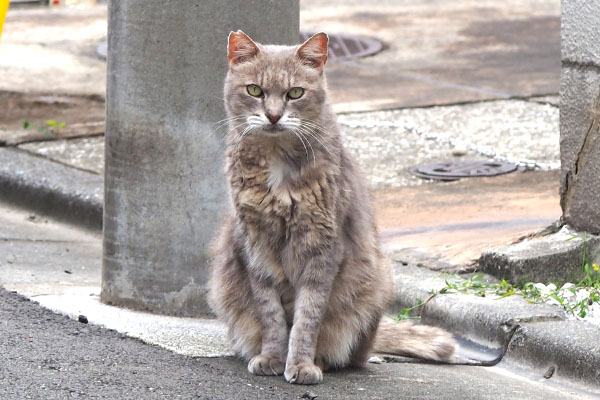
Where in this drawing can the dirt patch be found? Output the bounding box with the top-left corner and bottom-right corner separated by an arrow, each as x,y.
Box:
374,170 -> 562,268
0,91 -> 105,145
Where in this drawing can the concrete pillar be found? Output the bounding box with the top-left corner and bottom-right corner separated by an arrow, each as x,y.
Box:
560,0 -> 600,234
102,1 -> 299,316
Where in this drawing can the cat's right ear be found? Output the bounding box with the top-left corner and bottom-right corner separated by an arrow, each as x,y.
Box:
227,30 -> 260,66
296,32 -> 329,72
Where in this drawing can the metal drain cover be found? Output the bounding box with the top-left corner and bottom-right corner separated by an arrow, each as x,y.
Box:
97,33 -> 383,62
411,160 -> 518,181
300,32 -> 382,61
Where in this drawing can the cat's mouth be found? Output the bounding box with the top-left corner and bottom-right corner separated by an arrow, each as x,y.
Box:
261,124 -> 287,134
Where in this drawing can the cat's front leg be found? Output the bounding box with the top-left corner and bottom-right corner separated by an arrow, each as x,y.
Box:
247,268 -> 288,376
284,254 -> 335,385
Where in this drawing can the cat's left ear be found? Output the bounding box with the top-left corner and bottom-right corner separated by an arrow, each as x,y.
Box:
228,30 -> 260,66
296,32 -> 329,72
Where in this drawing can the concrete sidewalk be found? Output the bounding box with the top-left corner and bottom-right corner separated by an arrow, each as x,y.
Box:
3,0 -> 598,397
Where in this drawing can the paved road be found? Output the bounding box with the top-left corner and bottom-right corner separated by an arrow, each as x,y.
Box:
0,287 -> 591,400
0,200 -> 594,399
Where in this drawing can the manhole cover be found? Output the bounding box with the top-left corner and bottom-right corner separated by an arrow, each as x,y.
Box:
411,160 -> 518,181
300,32 -> 382,61
96,33 -> 382,62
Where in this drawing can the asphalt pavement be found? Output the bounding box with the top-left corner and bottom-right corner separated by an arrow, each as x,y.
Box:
0,286 -> 588,400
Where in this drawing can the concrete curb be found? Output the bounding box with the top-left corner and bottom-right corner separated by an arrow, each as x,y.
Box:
504,320 -> 600,390
392,264 -> 600,392
480,226 -> 600,284
0,148 -> 103,231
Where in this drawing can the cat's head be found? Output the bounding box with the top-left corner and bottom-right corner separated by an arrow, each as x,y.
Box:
223,30 -> 329,139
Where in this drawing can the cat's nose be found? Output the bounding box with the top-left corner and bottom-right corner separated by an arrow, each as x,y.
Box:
266,113 -> 281,124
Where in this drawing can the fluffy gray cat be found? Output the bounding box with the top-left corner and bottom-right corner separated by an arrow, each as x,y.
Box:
208,31 -> 456,385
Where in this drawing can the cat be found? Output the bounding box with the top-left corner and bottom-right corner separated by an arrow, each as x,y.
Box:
207,30 -> 456,385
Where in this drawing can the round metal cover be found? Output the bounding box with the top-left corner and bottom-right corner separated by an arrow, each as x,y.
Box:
300,32 -> 383,61
97,33 -> 383,62
411,160 -> 518,181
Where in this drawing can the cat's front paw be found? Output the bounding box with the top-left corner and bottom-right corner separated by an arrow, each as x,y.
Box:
248,354 -> 286,376
284,362 -> 323,385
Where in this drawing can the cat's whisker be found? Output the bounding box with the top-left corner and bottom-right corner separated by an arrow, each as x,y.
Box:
300,120 -> 332,138
213,115 -> 247,132
290,128 -> 311,166
213,114 -> 245,127
297,125 -> 336,161
245,115 -> 266,130
299,120 -> 336,151
300,119 -> 330,136
212,122 -> 247,148
230,120 -> 250,133
224,121 -> 252,144
293,128 -> 316,166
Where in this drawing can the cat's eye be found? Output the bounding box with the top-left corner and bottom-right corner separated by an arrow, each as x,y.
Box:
287,87 -> 304,100
246,84 -> 263,97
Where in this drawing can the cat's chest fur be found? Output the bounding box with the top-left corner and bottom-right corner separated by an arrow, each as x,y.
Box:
232,155 -> 336,250
267,158 -> 297,190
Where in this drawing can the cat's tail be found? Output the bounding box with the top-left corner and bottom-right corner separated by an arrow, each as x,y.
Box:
372,317 -> 457,361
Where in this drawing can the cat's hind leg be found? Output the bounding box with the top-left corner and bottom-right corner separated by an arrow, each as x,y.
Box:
207,220 -> 262,361
314,309 -> 379,371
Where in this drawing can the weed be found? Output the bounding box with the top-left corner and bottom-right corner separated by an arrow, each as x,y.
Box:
23,119 -> 66,136
394,298 -> 427,321
428,234 -> 600,320
396,236 -> 599,323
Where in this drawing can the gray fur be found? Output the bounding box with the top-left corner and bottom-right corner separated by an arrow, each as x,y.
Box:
208,31 -> 456,385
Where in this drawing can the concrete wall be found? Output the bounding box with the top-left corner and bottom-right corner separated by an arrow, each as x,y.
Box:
102,1 -> 299,316
560,0 -> 600,234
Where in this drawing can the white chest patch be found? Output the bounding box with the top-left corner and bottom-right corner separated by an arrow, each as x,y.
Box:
267,160 -> 297,189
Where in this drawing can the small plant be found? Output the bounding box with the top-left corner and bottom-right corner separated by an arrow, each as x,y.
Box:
575,233 -> 600,288
430,233 -> 600,320
396,235 -> 599,323
395,298 -> 427,321
438,274 -> 516,299
23,119 -> 66,136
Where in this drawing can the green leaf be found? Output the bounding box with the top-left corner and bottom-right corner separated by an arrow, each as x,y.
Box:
396,306 -> 421,321
397,315 -> 421,320
23,121 -> 30,129
58,122 -> 66,129
549,293 -> 564,306
498,290 -> 515,299
45,120 -> 56,127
